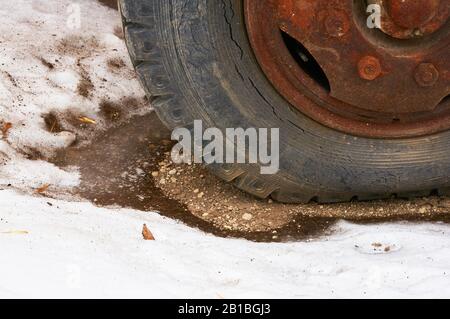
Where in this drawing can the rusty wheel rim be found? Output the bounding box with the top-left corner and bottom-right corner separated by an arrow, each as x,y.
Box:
245,0 -> 450,138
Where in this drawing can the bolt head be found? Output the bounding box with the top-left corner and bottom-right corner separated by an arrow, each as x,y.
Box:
324,10 -> 350,38
358,56 -> 382,81
415,63 -> 439,87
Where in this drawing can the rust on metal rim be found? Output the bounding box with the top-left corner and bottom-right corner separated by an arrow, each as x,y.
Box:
370,0 -> 449,39
245,0 -> 450,138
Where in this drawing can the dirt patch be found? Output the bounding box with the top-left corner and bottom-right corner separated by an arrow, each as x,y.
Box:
51,112 -> 335,242
77,68 -> 94,98
99,100 -> 122,121
56,36 -> 100,57
22,147 -> 44,161
43,113 -> 63,133
97,0 -> 118,10
39,57 -> 55,70
43,96 -> 147,148
51,111 -> 450,242
107,57 -> 126,71
2,71 -> 18,87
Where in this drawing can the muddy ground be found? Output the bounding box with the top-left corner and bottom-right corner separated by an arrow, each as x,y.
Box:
47,0 -> 450,242
98,0 -> 117,10
51,110 -> 450,243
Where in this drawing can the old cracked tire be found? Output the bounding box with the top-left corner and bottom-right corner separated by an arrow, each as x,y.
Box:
119,0 -> 450,203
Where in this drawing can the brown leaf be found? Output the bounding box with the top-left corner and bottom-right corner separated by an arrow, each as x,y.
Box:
1,122 -> 12,138
142,224 -> 155,241
36,184 -> 50,194
78,116 -> 96,125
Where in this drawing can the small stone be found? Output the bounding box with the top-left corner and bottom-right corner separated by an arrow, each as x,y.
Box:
418,205 -> 429,214
168,169 -> 177,175
159,178 -> 166,185
193,189 -> 200,194
197,192 -> 204,199
151,171 -> 159,177
242,213 -> 253,221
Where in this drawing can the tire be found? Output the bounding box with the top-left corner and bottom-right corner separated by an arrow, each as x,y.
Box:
119,0 -> 450,203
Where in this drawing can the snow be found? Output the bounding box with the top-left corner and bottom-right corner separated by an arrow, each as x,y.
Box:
2,190 -> 450,299
0,0 -> 149,192
1,0 -> 450,299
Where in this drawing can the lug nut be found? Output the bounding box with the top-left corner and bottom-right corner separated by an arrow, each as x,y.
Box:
414,63 -> 439,87
324,10 -> 350,38
358,56 -> 382,81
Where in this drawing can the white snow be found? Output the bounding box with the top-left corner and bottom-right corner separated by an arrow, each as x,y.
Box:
2,190 -> 450,299
1,0 -> 450,299
0,0 -> 149,192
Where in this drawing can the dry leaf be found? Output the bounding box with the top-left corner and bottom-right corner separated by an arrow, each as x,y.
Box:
36,184 -> 50,194
0,230 -> 29,235
78,116 -> 96,125
1,122 -> 12,137
142,224 -> 155,240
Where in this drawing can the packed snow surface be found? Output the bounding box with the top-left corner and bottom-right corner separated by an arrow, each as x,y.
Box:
2,190 -> 450,299
0,0 -> 148,191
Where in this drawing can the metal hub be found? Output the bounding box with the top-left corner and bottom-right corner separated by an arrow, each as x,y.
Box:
245,0 -> 450,138
372,0 -> 448,39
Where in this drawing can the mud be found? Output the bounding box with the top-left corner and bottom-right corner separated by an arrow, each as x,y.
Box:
51,112 -> 333,242
97,0 -> 118,10
51,111 -> 450,243
77,72 -> 94,98
39,57 -> 55,70
107,57 -> 126,71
